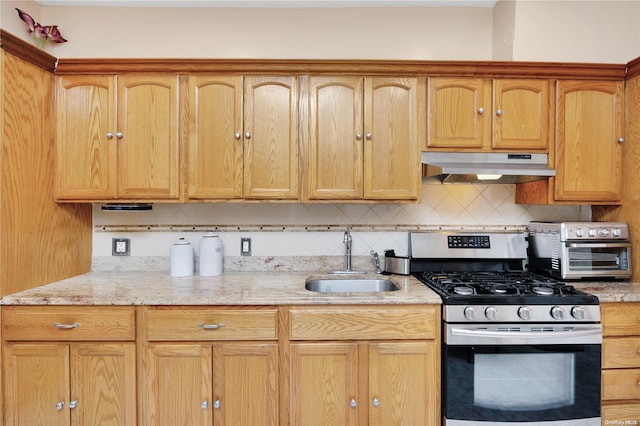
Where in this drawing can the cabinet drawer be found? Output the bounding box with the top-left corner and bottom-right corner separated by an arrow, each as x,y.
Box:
2,306 -> 135,341
604,337 -> 640,368
602,303 -> 640,336
602,403 -> 640,424
289,305 -> 438,341
603,369 -> 640,400
144,307 -> 278,341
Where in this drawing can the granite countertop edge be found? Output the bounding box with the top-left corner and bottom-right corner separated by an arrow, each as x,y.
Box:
2,271 -> 640,306
0,271 -> 443,306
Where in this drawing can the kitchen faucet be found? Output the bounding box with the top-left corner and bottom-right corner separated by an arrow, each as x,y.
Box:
327,227 -> 362,274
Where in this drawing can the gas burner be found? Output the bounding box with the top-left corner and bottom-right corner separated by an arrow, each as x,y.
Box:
453,286 -> 474,295
532,286 -> 555,296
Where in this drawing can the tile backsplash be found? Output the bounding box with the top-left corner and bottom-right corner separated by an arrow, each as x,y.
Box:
93,184 -> 586,271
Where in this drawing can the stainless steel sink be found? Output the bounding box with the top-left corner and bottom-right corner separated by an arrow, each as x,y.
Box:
305,278 -> 399,293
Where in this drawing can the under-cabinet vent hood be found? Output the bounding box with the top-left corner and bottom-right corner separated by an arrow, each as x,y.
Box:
422,152 -> 555,184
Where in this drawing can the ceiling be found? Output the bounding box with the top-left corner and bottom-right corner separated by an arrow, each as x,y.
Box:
35,0 -> 498,7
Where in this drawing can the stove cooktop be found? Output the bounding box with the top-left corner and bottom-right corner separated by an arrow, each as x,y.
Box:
413,270 -> 599,306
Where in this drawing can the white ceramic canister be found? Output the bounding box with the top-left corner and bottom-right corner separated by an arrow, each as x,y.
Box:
199,232 -> 223,276
170,238 -> 194,277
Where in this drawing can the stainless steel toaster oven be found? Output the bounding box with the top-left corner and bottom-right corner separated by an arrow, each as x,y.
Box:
528,221 -> 632,281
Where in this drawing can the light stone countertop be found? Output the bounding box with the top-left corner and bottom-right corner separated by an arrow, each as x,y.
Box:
0,271 -> 442,306
571,281 -> 640,303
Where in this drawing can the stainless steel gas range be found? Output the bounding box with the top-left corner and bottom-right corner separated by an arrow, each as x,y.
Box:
409,231 -> 602,426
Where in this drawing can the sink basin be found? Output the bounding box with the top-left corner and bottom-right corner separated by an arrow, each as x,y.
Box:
305,278 -> 399,293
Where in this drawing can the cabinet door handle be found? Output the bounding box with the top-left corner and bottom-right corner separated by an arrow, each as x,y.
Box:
496,108 -> 503,116
477,107 -> 485,114
245,132 -> 251,139
116,132 -> 123,139
55,401 -> 65,411
372,397 -> 380,407
618,137 -> 625,143
350,398 -> 357,408
69,400 -> 78,409
54,322 -> 81,329
213,399 -> 221,409
198,322 -> 225,330
234,132 -> 241,140
106,132 -> 114,139
365,133 -> 372,140
201,400 -> 208,409
356,133 -> 363,140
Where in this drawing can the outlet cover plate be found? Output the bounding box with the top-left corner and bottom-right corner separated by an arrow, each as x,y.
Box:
112,238 -> 130,256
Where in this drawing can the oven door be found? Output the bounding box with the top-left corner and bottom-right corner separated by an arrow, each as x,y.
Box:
561,241 -> 631,280
444,323 -> 602,426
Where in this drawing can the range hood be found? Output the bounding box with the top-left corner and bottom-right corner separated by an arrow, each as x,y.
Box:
422,152 -> 555,184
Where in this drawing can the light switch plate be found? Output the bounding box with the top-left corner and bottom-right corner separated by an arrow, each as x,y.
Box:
241,237 -> 251,256
112,238 -> 130,256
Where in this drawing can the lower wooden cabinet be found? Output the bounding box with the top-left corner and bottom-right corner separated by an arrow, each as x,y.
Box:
1,306 -> 136,426
140,306 -> 279,426
287,305 -> 440,426
601,302 -> 640,425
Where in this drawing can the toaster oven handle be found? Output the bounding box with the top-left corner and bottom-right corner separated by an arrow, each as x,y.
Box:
567,242 -> 631,248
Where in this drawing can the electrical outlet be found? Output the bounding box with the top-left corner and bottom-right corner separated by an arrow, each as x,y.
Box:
112,238 -> 130,256
241,237 -> 251,256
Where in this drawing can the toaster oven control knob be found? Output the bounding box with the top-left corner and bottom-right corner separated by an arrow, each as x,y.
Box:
575,228 -> 584,237
485,306 -> 497,321
517,306 -> 532,320
588,228 -> 597,237
571,306 -> 586,320
598,229 -> 610,237
550,306 -> 566,320
463,306 -> 476,321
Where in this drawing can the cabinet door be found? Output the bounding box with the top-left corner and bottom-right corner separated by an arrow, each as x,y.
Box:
70,343 -> 136,426
364,77 -> 422,200
289,342 -> 359,426
555,80 -> 623,202
243,76 -> 299,199
145,344 -> 213,426
368,341 -> 439,426
4,343 -> 70,426
212,343 -> 279,426
493,79 -> 550,150
55,75 -> 117,200
187,75 -> 243,199
308,76 -> 364,199
117,74 -> 180,199
427,77 -> 486,149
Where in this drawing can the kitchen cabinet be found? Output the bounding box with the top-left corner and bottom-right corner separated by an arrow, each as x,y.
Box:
140,306 -> 279,425
187,75 -> 299,200
601,302 -> 640,424
516,80 -> 623,205
1,306 -> 136,426
287,305 -> 440,425
427,77 -> 550,151
306,76 -> 423,201
55,74 -> 180,201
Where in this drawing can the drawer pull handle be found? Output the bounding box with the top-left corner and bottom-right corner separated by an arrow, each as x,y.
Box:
54,322 -> 81,329
198,323 -> 225,330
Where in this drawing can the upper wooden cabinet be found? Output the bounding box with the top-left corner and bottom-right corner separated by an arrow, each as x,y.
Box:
306,76 -> 423,201
427,77 -> 550,151
55,74 -> 180,201
187,75 -> 299,200
516,80 -> 624,205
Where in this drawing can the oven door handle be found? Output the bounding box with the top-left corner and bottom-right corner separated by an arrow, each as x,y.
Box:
566,242 -> 631,248
447,325 -> 602,345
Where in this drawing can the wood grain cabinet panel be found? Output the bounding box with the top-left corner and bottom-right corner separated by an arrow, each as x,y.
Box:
55,74 -> 180,201
2,307 -> 136,426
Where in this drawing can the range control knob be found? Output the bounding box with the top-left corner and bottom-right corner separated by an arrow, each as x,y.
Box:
550,306 -> 566,320
485,306 -> 497,321
517,306 -> 532,320
463,306 -> 476,321
571,306 -> 586,320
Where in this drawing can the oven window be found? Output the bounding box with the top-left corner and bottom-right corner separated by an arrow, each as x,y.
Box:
474,352 -> 574,411
567,246 -> 629,271
444,344 -> 601,423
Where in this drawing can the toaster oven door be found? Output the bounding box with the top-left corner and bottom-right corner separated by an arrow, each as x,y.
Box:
561,242 -> 631,280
